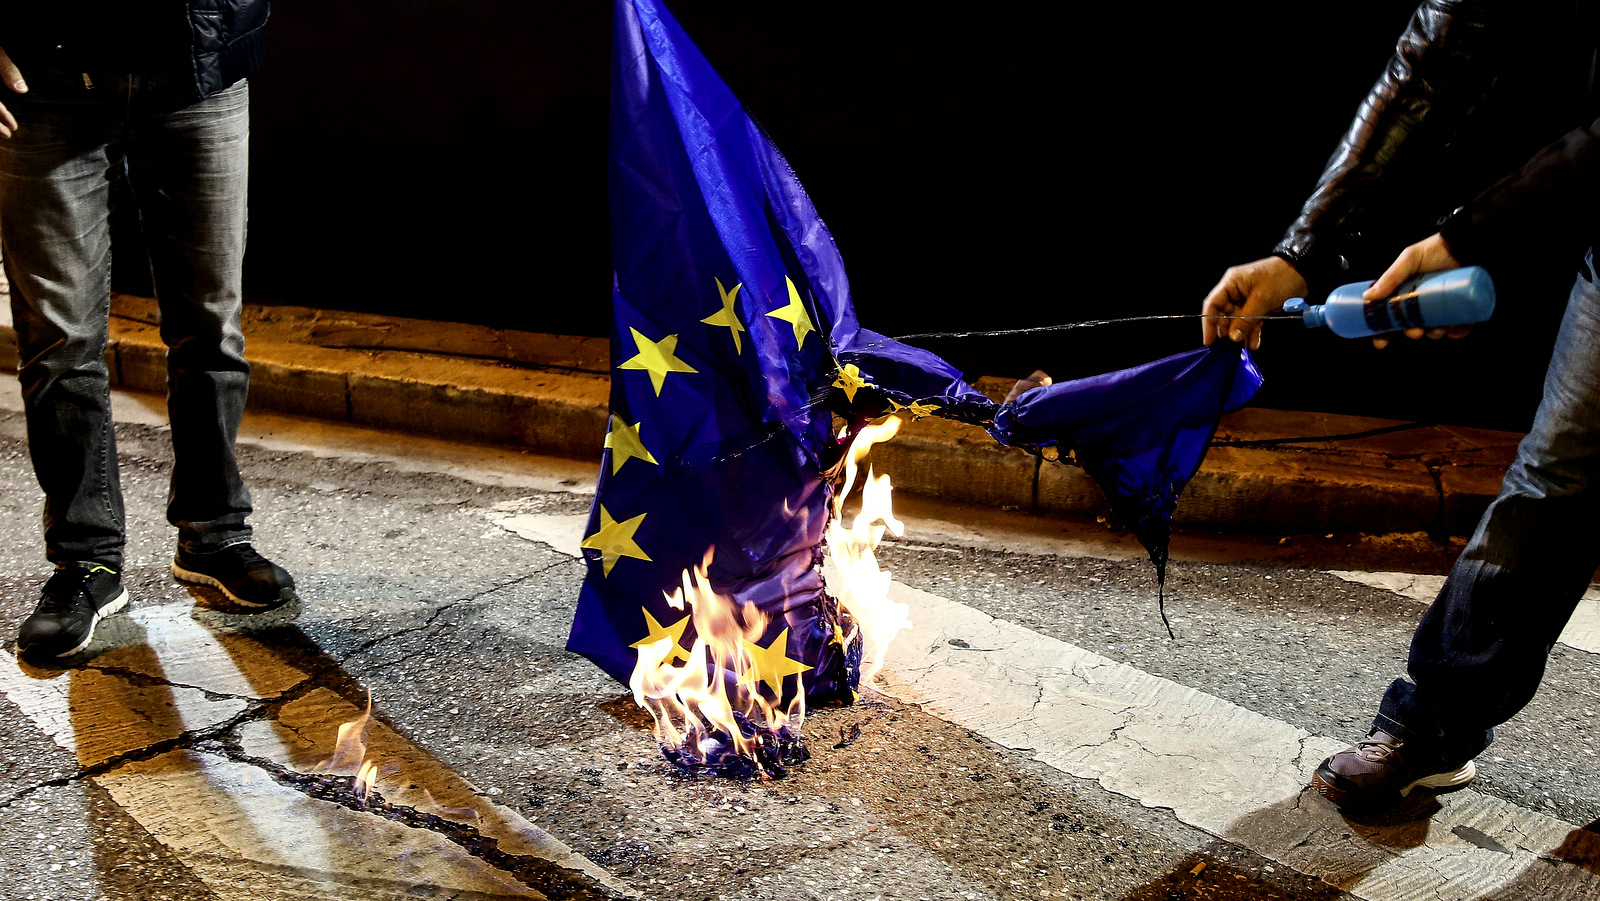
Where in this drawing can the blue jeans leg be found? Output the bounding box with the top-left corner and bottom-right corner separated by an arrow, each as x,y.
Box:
1377,250 -> 1600,765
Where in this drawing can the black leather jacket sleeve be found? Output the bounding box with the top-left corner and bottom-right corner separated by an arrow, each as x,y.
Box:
1273,1 -> 1533,289
1440,114 -> 1600,268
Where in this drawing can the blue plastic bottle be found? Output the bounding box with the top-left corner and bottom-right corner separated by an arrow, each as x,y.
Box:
1282,266 -> 1496,338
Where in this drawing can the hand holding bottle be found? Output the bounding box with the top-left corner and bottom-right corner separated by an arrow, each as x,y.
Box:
1363,234 -> 1467,349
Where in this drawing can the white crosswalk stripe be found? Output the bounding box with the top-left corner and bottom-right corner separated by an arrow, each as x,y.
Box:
878,579 -> 1600,901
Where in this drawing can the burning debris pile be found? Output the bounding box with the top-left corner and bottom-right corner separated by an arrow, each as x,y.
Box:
628,555 -> 813,779
627,416 -> 913,778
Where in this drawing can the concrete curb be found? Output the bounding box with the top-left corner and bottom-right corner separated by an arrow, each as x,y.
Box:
0,296 -> 1522,537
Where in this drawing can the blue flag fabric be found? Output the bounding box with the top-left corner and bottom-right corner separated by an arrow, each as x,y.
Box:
569,0 -> 1263,704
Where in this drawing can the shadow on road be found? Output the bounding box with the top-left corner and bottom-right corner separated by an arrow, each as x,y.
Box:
1113,784 -> 1600,901
7,584 -> 624,900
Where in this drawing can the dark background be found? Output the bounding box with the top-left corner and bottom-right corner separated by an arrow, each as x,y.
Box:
235,1 -> 1590,431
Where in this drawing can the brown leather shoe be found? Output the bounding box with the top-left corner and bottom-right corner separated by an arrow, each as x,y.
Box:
1311,728 -> 1476,811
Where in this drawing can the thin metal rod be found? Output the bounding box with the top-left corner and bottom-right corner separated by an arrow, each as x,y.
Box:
892,313 -> 1289,342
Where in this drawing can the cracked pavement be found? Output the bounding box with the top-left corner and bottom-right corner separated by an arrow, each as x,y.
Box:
0,384 -> 1596,900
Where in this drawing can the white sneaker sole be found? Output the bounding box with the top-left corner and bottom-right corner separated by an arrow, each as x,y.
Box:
1401,759 -> 1478,797
171,562 -> 284,608
56,588 -> 130,657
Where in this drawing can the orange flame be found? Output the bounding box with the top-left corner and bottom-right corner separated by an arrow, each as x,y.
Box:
826,415 -> 912,686
320,693 -> 389,805
630,552 -> 803,774
628,411 -> 912,773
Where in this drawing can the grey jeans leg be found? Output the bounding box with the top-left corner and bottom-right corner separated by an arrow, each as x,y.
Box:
0,88 -> 126,568
126,80 -> 254,552
1378,250 -> 1600,764
0,74 -> 255,567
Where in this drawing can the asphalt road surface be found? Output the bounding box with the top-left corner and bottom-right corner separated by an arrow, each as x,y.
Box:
0,380 -> 1595,901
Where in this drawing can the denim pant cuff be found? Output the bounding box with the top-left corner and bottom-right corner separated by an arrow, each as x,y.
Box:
46,548 -> 125,571
1372,710 -> 1424,746
1373,705 -> 1485,768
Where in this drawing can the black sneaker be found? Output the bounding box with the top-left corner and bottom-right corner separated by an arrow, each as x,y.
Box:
1311,727 -> 1476,811
172,544 -> 297,609
17,563 -> 130,659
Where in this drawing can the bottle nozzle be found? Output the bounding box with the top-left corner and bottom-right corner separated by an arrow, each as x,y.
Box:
1283,297 -> 1326,328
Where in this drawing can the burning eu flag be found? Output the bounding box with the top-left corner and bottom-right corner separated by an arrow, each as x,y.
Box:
569,0 -> 1260,774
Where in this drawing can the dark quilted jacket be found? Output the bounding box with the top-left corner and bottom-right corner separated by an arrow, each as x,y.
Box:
2,1 -> 269,109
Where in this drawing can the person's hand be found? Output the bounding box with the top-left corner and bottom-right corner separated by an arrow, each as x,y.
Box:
1365,233 -> 1465,349
1003,370 -> 1052,404
0,46 -> 28,139
1200,256 -> 1308,351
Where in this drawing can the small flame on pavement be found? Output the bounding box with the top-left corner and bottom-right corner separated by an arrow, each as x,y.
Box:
317,695 -> 487,826
320,692 -> 389,805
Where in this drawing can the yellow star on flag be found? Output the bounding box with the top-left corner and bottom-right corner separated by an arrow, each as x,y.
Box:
765,277 -> 815,350
619,327 -> 697,396
580,505 -> 651,576
890,398 -> 941,420
630,607 -> 691,664
604,416 -> 658,475
700,278 -> 746,355
739,627 -> 812,695
832,363 -> 870,402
